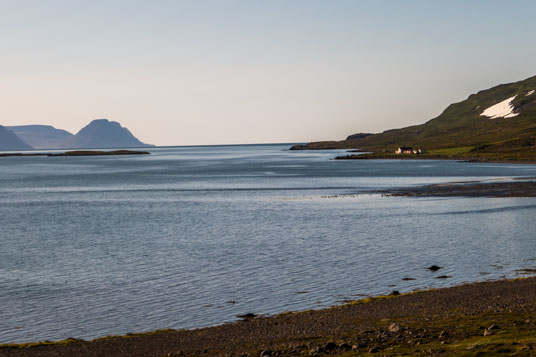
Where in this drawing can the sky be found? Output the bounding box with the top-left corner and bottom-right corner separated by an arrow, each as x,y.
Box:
1,0 -> 536,146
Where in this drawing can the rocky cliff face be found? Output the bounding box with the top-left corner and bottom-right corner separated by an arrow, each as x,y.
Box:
0,126 -> 33,151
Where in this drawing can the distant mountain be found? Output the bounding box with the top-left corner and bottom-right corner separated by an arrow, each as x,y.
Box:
7,125 -> 74,149
0,126 -> 33,151
63,119 -> 152,149
292,75 -> 536,156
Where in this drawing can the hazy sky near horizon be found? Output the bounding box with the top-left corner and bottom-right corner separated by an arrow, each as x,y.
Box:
1,0 -> 536,146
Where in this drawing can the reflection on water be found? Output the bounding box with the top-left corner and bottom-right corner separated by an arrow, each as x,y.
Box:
1,144 -> 536,343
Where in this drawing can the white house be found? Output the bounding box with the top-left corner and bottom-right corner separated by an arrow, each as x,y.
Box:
395,147 -> 423,154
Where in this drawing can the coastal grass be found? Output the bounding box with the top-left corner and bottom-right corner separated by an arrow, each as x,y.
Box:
0,329 -> 180,350
0,338 -> 84,349
95,328 -> 180,341
341,310 -> 536,356
335,148 -> 536,162
427,146 -> 474,155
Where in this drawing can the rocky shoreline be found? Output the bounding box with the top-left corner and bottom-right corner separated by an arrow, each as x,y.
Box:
379,180 -> 536,198
2,277 -> 536,356
333,153 -> 536,165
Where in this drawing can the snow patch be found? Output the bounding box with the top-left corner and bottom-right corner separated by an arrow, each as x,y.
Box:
527,90 -> 535,96
480,95 -> 519,119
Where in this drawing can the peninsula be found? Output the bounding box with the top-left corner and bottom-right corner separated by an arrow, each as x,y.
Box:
291,75 -> 536,162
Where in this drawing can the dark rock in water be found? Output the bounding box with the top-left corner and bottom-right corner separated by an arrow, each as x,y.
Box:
390,290 -> 400,296
435,275 -> 451,279
515,268 -> 536,274
237,313 -> 256,319
226,300 -> 236,304
427,265 -> 443,271
402,277 -> 416,281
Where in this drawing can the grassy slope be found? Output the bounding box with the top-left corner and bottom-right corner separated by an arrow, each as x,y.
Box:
295,75 -> 536,159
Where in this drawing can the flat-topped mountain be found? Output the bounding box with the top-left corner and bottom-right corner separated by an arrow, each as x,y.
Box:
292,75 -> 536,158
7,125 -> 74,149
3,119 -> 152,150
0,126 -> 33,151
63,119 -> 152,149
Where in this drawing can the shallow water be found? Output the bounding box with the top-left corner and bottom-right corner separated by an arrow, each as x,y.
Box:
1,144 -> 536,343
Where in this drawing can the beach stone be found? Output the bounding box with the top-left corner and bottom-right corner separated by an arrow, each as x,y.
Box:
488,324 -> 500,330
339,342 -> 352,350
483,329 -> 494,336
324,342 -> 337,351
389,322 -> 401,333
439,330 -> 448,338
309,346 -> 322,355
352,344 -> 360,351
369,346 -> 379,353
260,350 -> 272,356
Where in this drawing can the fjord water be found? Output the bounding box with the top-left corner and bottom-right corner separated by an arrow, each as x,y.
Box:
2,145 -> 536,343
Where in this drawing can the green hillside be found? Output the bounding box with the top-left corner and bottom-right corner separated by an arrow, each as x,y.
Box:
292,75 -> 536,160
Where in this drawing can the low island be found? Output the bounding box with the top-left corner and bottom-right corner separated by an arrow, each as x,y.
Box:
0,150 -> 150,158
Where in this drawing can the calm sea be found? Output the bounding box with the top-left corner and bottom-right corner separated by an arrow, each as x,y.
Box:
1,144 -> 536,343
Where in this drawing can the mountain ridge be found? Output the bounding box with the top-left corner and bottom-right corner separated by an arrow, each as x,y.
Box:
63,119 -> 153,149
2,119 -> 152,150
291,75 -> 536,159
7,125 -> 74,149
0,126 -> 33,151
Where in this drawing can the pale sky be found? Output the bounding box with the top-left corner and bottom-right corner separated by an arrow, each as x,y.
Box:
1,0 -> 535,146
